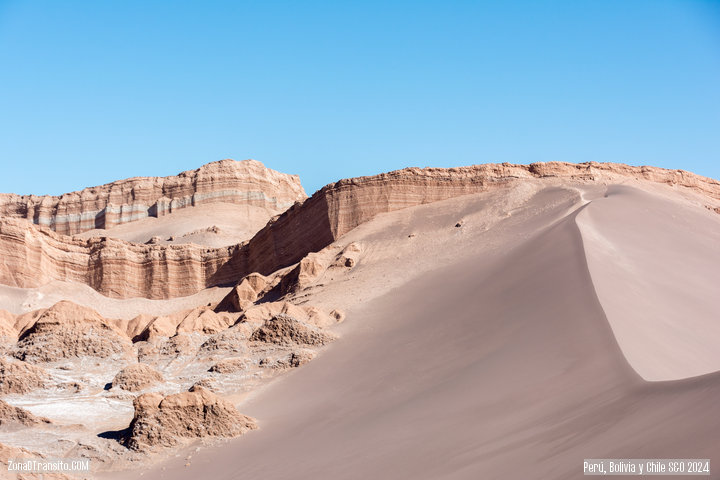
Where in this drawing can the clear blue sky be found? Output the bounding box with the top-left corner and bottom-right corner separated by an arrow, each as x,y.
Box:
1,0 -> 719,196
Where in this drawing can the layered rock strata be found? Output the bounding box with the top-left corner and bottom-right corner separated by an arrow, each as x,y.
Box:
0,162 -> 718,299
0,159 -> 306,235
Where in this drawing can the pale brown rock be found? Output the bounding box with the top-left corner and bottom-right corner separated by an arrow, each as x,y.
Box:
175,308 -> 235,335
14,301 -> 133,363
1,162 -> 716,300
214,273 -> 268,313
259,349 -> 317,369
0,358 -> 49,395
0,442 -> 44,467
135,307 -> 238,342
137,333 -> 202,363
208,357 -> 248,374
250,314 -> 335,346
198,323 -> 253,357
125,314 -> 156,340
123,386 -> 257,450
0,310 -> 16,340
0,399 -> 51,427
112,364 -> 164,392
0,159 -> 306,235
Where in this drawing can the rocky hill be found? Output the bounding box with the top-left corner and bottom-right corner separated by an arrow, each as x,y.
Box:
0,159 -> 306,235
0,161 -> 717,299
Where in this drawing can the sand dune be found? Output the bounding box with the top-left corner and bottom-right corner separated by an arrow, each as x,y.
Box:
1,161 -> 718,479
119,184 -> 720,479
577,185 -> 720,381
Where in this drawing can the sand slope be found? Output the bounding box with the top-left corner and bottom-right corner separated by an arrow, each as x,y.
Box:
577,185 -> 720,381
75,202 -> 275,247
125,186 -> 720,479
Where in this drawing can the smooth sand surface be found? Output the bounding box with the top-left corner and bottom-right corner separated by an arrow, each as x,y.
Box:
578,185 -> 720,381
117,185 -> 720,479
75,202 -> 276,247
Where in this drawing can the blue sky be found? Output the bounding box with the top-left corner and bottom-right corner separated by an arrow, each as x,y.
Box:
1,0 -> 719,196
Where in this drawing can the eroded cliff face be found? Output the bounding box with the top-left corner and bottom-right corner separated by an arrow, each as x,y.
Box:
214,161 -> 720,286
0,161 -> 718,299
0,159 -> 306,235
0,218 -> 237,298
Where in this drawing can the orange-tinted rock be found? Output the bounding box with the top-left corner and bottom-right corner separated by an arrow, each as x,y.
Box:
0,399 -> 51,427
0,159 -> 306,235
250,314 -> 335,346
123,386 -> 256,450
0,162 -> 717,299
14,301 -> 133,363
0,358 -> 50,395
112,364 -> 164,392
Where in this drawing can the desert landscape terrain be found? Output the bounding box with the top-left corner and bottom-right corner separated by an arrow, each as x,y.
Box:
0,159 -> 718,479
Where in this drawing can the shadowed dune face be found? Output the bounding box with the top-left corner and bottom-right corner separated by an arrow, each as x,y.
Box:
132,184 -> 720,480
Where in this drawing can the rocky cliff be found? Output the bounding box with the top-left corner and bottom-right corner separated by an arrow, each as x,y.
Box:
0,162 -> 717,299
0,159 -> 306,235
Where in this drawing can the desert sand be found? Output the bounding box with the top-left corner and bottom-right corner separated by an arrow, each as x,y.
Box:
0,160 -> 718,479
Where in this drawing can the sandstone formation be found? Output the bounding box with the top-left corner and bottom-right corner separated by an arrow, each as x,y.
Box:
0,358 -> 50,395
123,386 -> 257,451
112,364 -> 164,392
0,159 -> 306,235
0,219 -> 237,299
250,314 -> 335,346
14,301 -> 132,363
198,324 -> 253,357
0,310 -> 17,342
278,242 -> 361,296
134,307 -> 238,342
208,358 -> 248,374
259,349 -> 317,369
137,333 -> 203,364
214,273 -> 269,313
0,162 -> 718,300
250,301 -> 341,329
213,162 -> 720,291
0,441 -> 41,458
0,399 -> 51,427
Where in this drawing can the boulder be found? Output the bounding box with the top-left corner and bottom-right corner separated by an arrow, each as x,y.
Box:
0,400 -> 51,427
123,386 -> 256,450
14,301 -> 133,363
112,363 -> 164,392
0,358 -> 49,395
250,314 -> 335,346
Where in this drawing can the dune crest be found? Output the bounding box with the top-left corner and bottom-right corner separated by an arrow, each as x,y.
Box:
0,160 -> 718,478
0,161 -> 717,300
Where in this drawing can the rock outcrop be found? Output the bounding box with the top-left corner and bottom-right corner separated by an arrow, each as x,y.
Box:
0,442 -> 44,466
0,399 -> 51,427
250,314 -> 335,346
0,311 -> 16,340
134,307 -> 238,341
208,358 -> 248,374
0,358 -> 50,395
14,301 -> 133,363
123,386 -> 257,451
112,364 -> 164,392
0,219 -> 238,299
0,162 -> 718,299
214,273 -> 269,313
259,349 -> 317,369
0,159 -> 306,235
